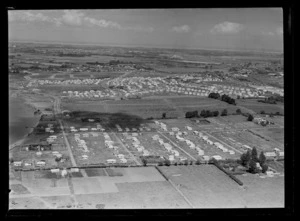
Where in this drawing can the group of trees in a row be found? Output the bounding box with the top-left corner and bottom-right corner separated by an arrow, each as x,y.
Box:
240,147 -> 268,174
185,109 -> 229,118
260,111 -> 283,116
142,158 -> 203,166
185,108 -> 245,119
208,93 -> 236,105
258,95 -> 284,104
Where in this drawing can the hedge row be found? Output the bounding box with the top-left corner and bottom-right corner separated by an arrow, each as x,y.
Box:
212,161 -> 244,186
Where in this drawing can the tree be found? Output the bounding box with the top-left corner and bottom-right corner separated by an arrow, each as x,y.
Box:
221,109 -> 228,116
9,158 -> 14,164
258,151 -> 266,166
260,110 -> 265,114
164,159 -> 171,166
162,113 -> 166,119
200,110 -> 206,118
205,110 -> 211,118
141,158 -> 147,166
185,111 -> 198,118
251,147 -> 258,162
236,109 -> 242,115
195,159 -> 201,165
240,150 -> 251,167
247,114 -> 254,121
248,159 -> 259,174
261,164 -> 268,173
237,95 -> 241,99
213,111 -> 219,117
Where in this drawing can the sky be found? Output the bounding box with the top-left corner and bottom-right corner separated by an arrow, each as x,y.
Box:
8,8 -> 283,52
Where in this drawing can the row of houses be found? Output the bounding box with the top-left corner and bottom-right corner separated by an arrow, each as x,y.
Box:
28,78 -> 105,86
152,134 -> 180,161
13,160 -> 46,167
124,133 -> 150,157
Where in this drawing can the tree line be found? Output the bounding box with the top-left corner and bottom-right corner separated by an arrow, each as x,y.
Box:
208,93 -> 236,105
185,108 -> 245,119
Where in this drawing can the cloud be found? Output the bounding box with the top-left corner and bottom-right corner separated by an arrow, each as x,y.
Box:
8,10 -> 154,32
171,25 -> 190,33
211,21 -> 244,34
261,27 -> 283,37
83,17 -> 121,28
9,11 -> 52,23
61,10 -> 85,26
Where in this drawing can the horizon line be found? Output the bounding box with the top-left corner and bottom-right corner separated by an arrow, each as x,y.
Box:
9,39 -> 284,54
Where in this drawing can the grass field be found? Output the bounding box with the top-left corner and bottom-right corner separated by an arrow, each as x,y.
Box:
252,127 -> 284,144
160,165 -> 284,208
267,161 -> 284,173
160,165 -> 245,208
9,197 -> 49,209
75,181 -> 190,208
236,99 -> 284,115
235,174 -> 284,207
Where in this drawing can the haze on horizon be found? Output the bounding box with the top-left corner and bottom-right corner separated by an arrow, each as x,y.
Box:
8,8 -> 283,52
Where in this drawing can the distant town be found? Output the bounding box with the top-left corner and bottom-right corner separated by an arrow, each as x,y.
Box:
9,41 -> 284,209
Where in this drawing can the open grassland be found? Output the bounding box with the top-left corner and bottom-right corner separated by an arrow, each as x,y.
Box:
60,96 -> 268,120
235,174 -> 284,207
62,102 -> 107,113
252,127 -> 284,144
160,165 -> 245,208
160,165 -> 284,208
105,98 -> 166,105
10,167 -> 189,209
105,104 -> 178,119
9,197 -> 49,209
75,181 -> 190,209
166,97 -> 220,105
267,161 -> 284,173
236,99 -> 284,115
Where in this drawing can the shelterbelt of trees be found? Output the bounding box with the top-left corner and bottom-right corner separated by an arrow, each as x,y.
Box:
208,93 -> 236,105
